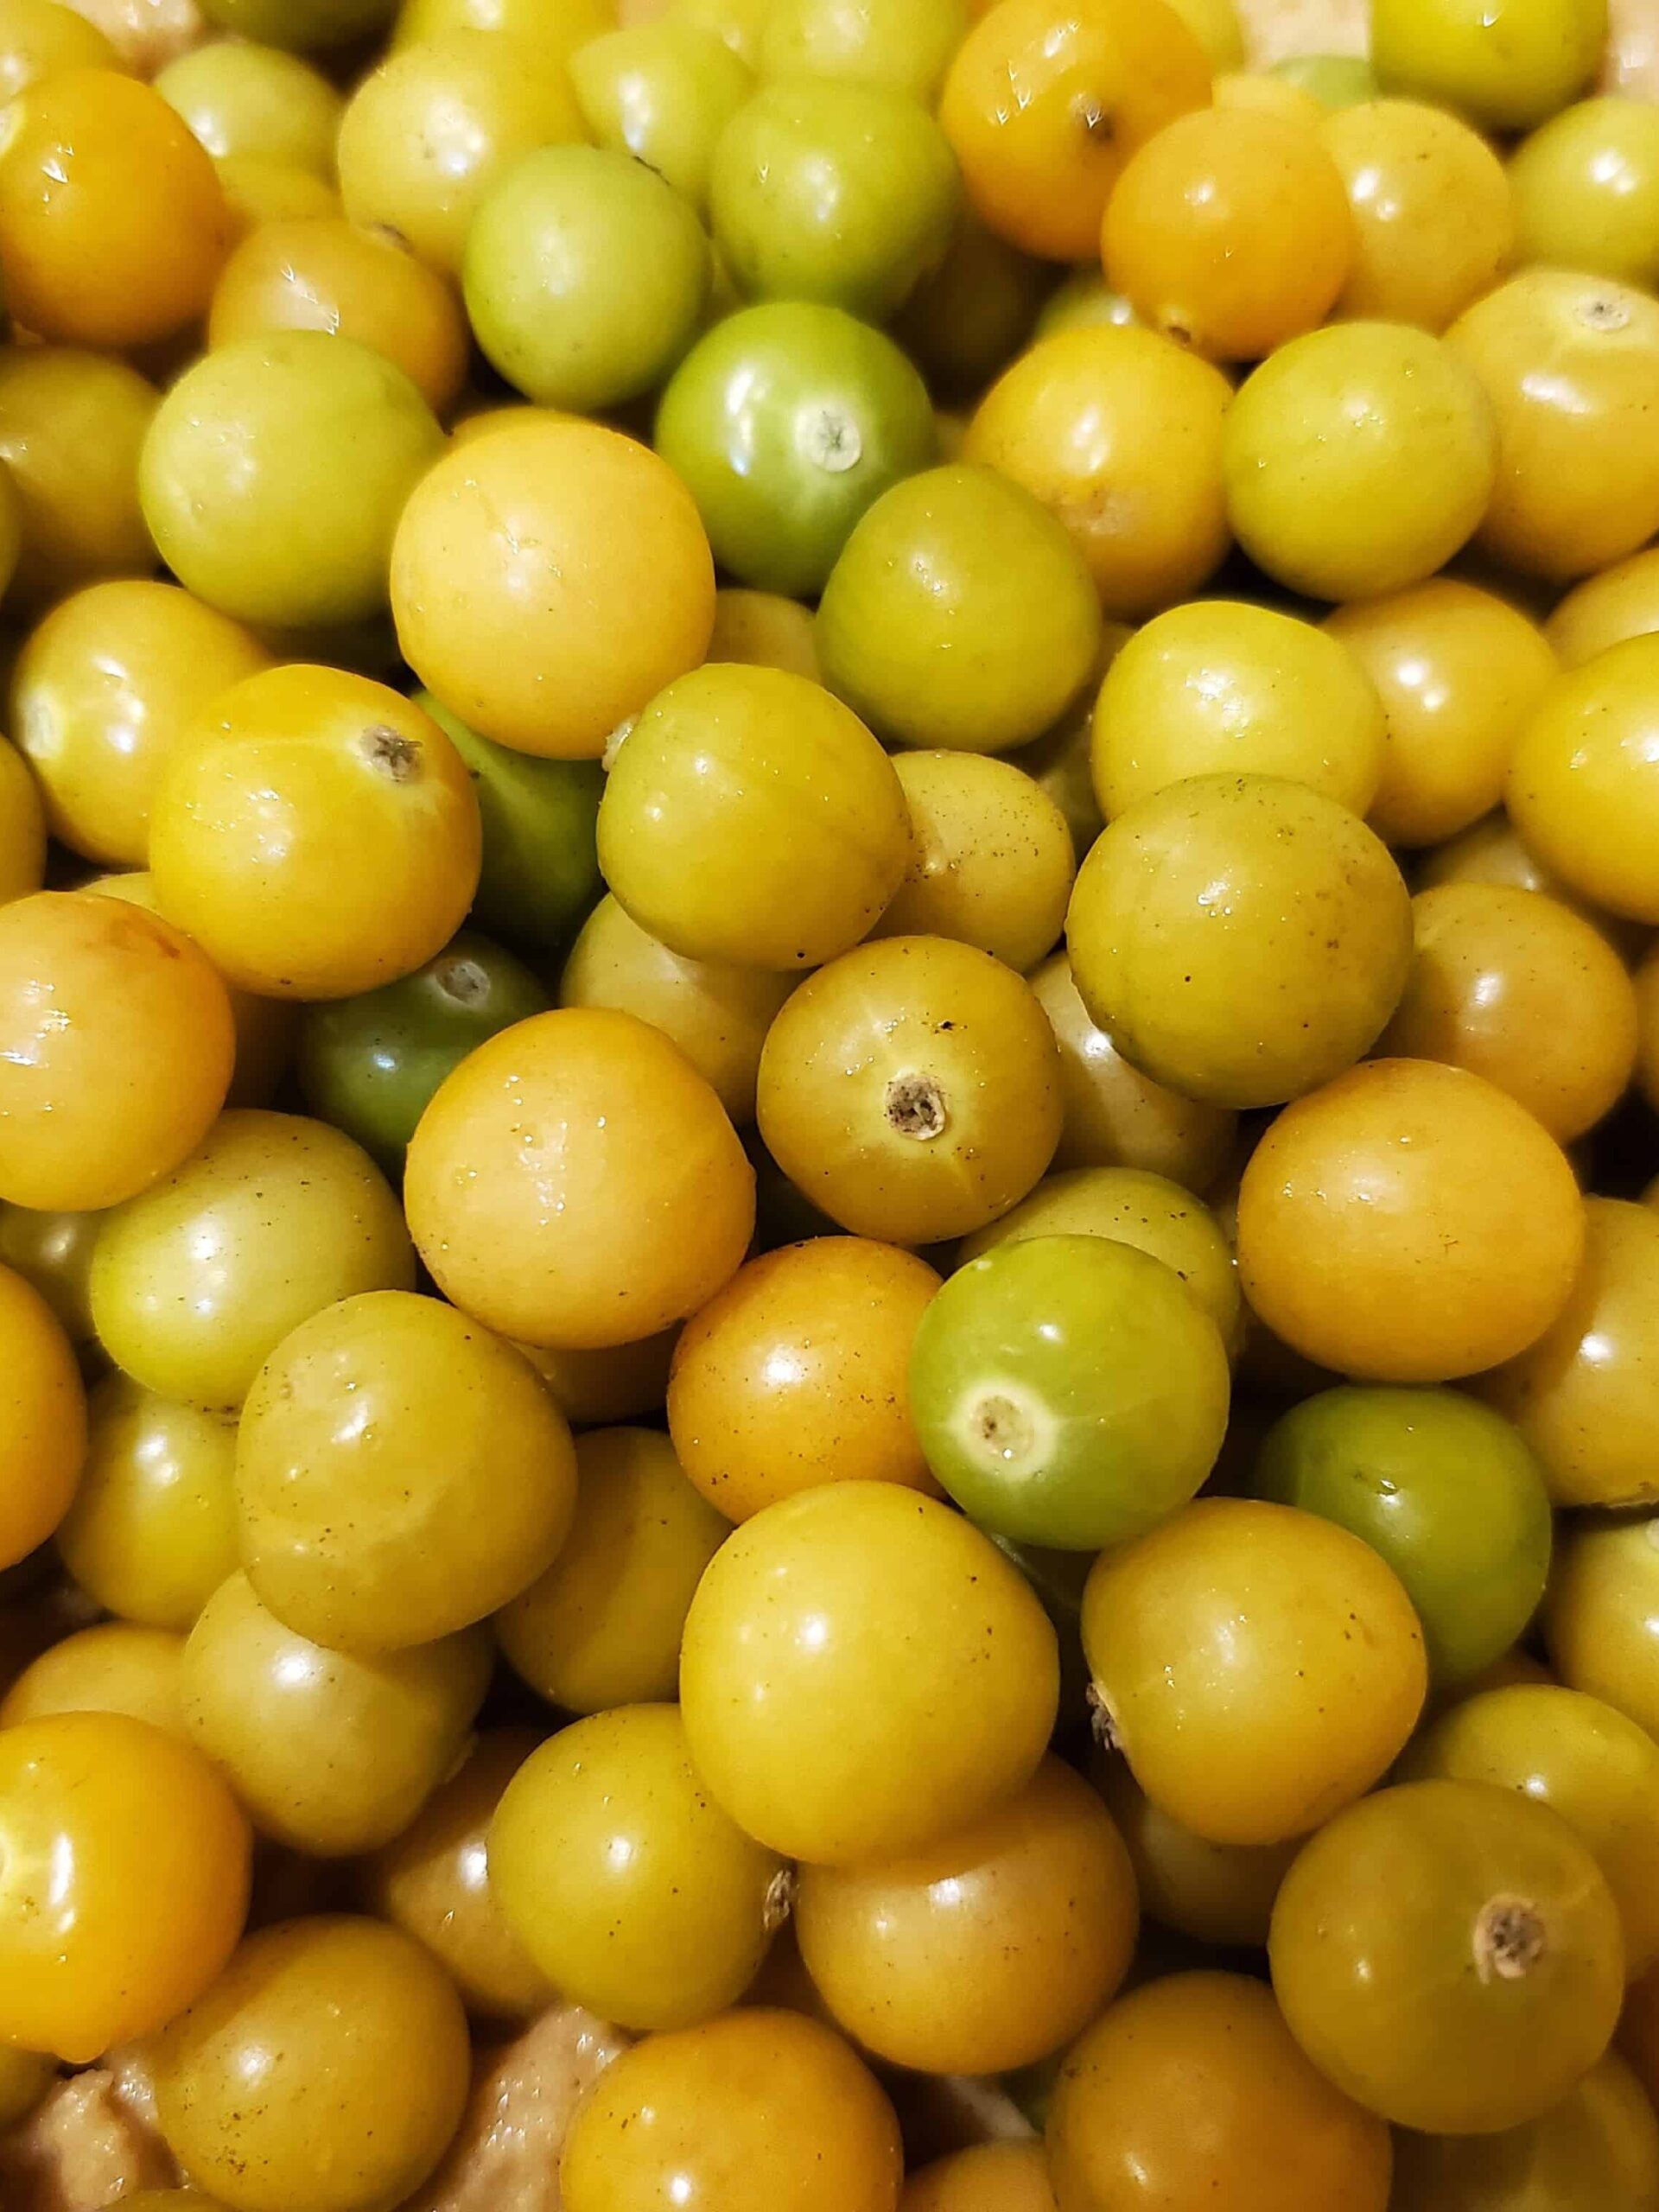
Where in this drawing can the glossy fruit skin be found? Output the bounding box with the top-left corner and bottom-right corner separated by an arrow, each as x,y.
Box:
0,68 -> 228,348
1224,321 -> 1497,601
1384,885 -> 1636,1142
0,1201 -> 99,1342
0,0 -> 118,99
394,0 -> 612,48
363,1728 -> 554,2022
599,664 -> 908,970
1518,95 -> 1659,293
236,1289 -> 577,1654
1324,580 -> 1559,849
1403,1684 -> 1659,1980
798,1753 -> 1136,2075
707,586 -> 820,678
902,2144 -> 1058,2212
336,31 -> 586,274
520,1332 -> 680,1429
140,334 -> 444,632
964,324 -> 1231,620
0,732 -> 45,906
465,145 -> 709,413
571,21 -> 754,210
756,935 -> 1063,1245
155,38 -> 340,173
681,1482 -> 1058,1866
1483,1198 -> 1659,1510
939,0 -> 1211,263
298,934 -> 549,1171
149,1915 -> 471,2212
0,1712 -> 251,2063
1236,1058 -> 1586,1383
656,302 -> 936,599
1508,637 -> 1659,924
493,1704 -> 785,2031
876,751 -> 1076,972
12,581 -> 270,870
392,420 -> 715,760
1103,107 -> 1353,363
149,666 -> 480,1001
1091,601 -> 1386,823
0,891 -> 234,1212
200,0 -> 396,43
1546,1516 -> 1659,1740
0,346 -> 157,611
498,1424 -> 726,1713
1094,1760 -> 1297,1948
1447,270 -> 1659,582
88,1109 -> 415,1412
817,463 -> 1102,756
560,2009 -> 904,2212
911,1234 -> 1229,1550
416,690 -> 602,954
1548,548 -> 1659,667
668,1237 -> 942,1522
208,219 -> 471,417
1321,98 -> 1513,331
1371,0 -> 1605,130
0,1620 -> 186,1736
1392,2049 -> 1659,2212
181,1573 -> 492,1858
759,0 -> 966,95
0,1258 -> 84,1572
1067,773 -> 1412,1112
1083,1497 -> 1427,1847
1269,1779 -> 1624,2134
405,1007 -> 754,1351
1254,1387 -> 1551,1691
710,77 -> 957,321
1029,953 -> 1236,1189
214,156 -> 340,243
1046,1972 -> 1392,2212
560,896 -> 791,1128
56,1373 -> 236,1631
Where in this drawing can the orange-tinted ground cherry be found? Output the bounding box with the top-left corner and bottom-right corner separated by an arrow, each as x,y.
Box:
0,1257 -> 85,1572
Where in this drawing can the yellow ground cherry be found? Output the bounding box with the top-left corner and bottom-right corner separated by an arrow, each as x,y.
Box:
0,1711 -> 251,2063
964,323 -> 1231,619
1508,635 -> 1659,924
0,346 -> 157,611
0,1257 -> 83,1572
667,1236 -> 943,1520
149,666 -> 480,1001
1103,106 -> 1353,362
756,935 -> 1063,1245
0,68 -> 229,348
1236,1058 -> 1586,1382
1548,546 -> 1659,666
391,419 -> 715,759
0,890 -> 233,1212
680,1483 -> 1059,1865
1083,1497 -> 1427,1846
0,1619 -> 186,1737
939,0 -> 1211,262
405,1007 -> 754,1350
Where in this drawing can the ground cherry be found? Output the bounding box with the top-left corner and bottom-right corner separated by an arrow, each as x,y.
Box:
0,346 -> 157,610
1392,2050 -> 1659,2212
0,1258 -> 83,1573
1083,1497 -> 1427,1846
155,36 -> 340,174
681,1482 -> 1058,1865
1511,94 -> 1659,287
0,1711 -> 251,2063
1321,98 -> 1513,330
1508,636 -> 1659,924
0,890 -> 233,1212
903,2144 -> 1058,2212
1371,0 -> 1606,130
1094,1759 -> 1298,1948
405,1007 -> 754,1350
1236,1058 -> 1586,1382
1548,546 -> 1659,666
0,1618 -> 186,1736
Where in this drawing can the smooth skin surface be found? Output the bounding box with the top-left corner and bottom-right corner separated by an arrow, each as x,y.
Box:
149,1916 -> 472,2212
668,1237 -> 943,1521
492,1704 -> 785,2031
0,890 -> 234,1212
1510,95 -> 1659,286
0,346 -> 157,611
572,20 -> 754,208
1236,1058 -> 1586,1382
497,1425 -> 727,1713
404,1007 -> 755,1351
1390,2050 -> 1659,2212
680,1482 -> 1059,1866
1508,633 -> 1659,923
89,1109 -> 415,1412
1046,1972 -> 1392,2212
902,2145 -> 1057,2212
1371,0 -> 1606,130
155,38 -> 341,172
560,2010 -> 904,2212
391,420 -> 715,760
1546,1516 -> 1659,1741
1094,1760 -> 1298,1948
1082,1497 -> 1427,1847
0,1712 -> 251,2063
797,1756 -> 1139,2075
0,1620 -> 187,1737
1548,546 -> 1659,665
0,1258 -> 84,1573
1269,1779 -> 1625,2134
235,1289 -> 579,1653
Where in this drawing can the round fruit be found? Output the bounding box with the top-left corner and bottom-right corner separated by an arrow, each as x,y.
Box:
1390,2050 -> 1659,2212
1507,635 -> 1659,924
0,1258 -> 84,1573
1370,0 -> 1605,131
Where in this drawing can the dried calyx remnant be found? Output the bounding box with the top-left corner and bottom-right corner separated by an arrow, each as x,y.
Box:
435,956 -> 490,1007
764,1867 -> 798,1934
1086,1683 -> 1120,1753
1473,1896 -> 1547,1984
969,1392 -> 1035,1464
358,725 -> 423,782
886,1072 -> 947,1140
